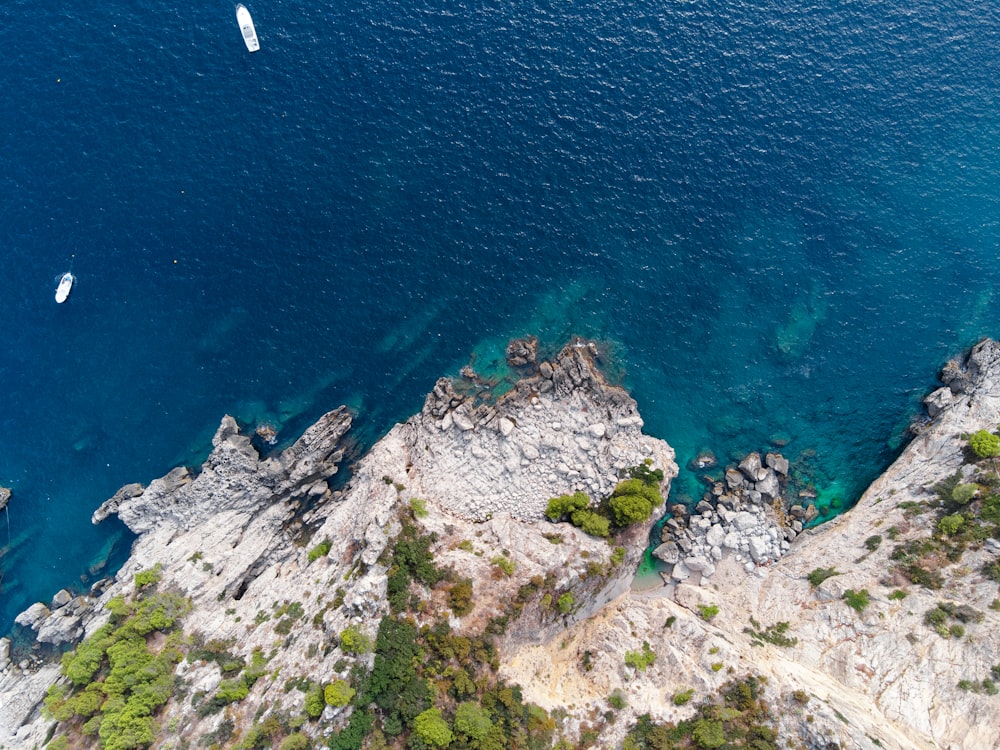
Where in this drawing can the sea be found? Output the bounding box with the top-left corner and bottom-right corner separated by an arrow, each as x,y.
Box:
2,0 -> 999,634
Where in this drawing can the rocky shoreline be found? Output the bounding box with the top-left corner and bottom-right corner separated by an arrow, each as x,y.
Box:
2,337 -> 1000,750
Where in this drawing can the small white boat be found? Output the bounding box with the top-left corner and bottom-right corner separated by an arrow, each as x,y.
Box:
236,4 -> 260,53
55,272 -> 75,303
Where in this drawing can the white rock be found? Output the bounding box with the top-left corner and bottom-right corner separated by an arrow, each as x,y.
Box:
588,423 -> 607,438
499,417 -> 515,437
705,524 -> 726,548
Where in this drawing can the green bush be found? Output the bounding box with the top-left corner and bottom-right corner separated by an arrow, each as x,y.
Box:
409,498 -> 429,518
545,492 -> 590,522
608,689 -> 627,710
571,509 -> 610,537
610,546 -> 626,566
952,483 -> 978,505
448,578 -> 474,617
697,604 -> 720,621
304,685 -> 325,718
608,479 -> 661,526
672,688 -> 694,705
556,592 -> 575,614
324,679 -> 355,707
969,429 -> 1000,459
133,564 -> 162,589
938,514 -> 965,536
279,733 -> 310,750
454,701 -> 493,739
625,642 -> 656,671
806,567 -> 839,588
491,555 -> 516,576
692,718 -> 726,749
413,707 -> 453,748
339,625 -> 372,655
307,539 -> 332,563
864,535 -> 883,552
843,589 -> 870,612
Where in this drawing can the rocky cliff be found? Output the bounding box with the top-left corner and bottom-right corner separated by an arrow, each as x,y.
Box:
2,338 -> 1000,750
0,338 -> 676,749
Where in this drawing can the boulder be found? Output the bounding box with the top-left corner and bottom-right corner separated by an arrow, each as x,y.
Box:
505,336 -> 538,367
652,542 -> 681,564
725,468 -> 744,490
733,511 -> 757,532
748,536 -> 770,563
50,589 -> 73,610
0,637 -> 9,671
37,613 -> 84,646
765,452 -> 790,475
738,452 -> 762,481
924,387 -> 954,418
705,524 -> 726,549
755,471 -> 780,502
14,603 -> 49,630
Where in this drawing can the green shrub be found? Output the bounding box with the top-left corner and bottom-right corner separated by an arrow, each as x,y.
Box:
937,514 -> 965,536
806,567 -> 839,587
454,701 -> 493,739
409,498 -> 429,518
697,604 -> 720,621
571,509 -> 611,537
307,539 -> 332,563
413,707 -> 453,748
304,685 -> 325,718
556,592 -> 575,614
952,483 -> 978,505
864,535 -> 882,552
133,564 -> 162,589
448,578 -> 474,617
545,492 -> 590,522
672,688 -> 694,705
969,430 -> 1000,459
491,555 -> 516,576
625,642 -> 656,671
339,625 -> 372,655
324,679 -> 355,707
692,718 -> 726,749
279,733 -> 310,750
608,479 -> 661,526
608,689 -> 627,710
843,589 -> 870,612
47,736 -> 69,750
888,590 -> 907,601
610,546 -> 626,566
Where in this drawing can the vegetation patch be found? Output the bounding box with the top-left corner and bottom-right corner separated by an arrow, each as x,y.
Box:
44,587 -> 190,750
625,642 -> 656,672
743,618 -> 798,648
624,675 -> 778,750
806,567 -> 839,588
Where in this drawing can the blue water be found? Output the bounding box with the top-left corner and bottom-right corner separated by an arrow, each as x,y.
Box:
2,0 -> 1000,632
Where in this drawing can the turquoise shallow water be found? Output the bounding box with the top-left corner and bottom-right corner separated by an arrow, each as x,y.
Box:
2,0 -> 1000,632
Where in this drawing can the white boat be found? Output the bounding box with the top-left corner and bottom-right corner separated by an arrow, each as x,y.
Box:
236,4 -> 260,53
55,272 -> 75,303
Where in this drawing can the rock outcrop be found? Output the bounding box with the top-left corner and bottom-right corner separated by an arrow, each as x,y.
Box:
654,450 -> 797,582
504,339 -> 1000,750
0,339 -> 676,748
5,337 -> 1000,750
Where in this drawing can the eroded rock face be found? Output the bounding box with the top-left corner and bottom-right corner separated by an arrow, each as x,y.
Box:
0,339 -> 677,748
406,339 -> 673,522
505,339 -> 1000,750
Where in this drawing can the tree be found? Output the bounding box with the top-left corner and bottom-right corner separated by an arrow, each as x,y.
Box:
324,679 -> 355,707
454,702 -> 492,740
607,478 -> 661,526
413,707 -> 453,748
969,429 -> 1000,459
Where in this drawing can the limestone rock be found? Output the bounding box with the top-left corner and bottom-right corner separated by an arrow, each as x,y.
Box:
738,452 -> 762,481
